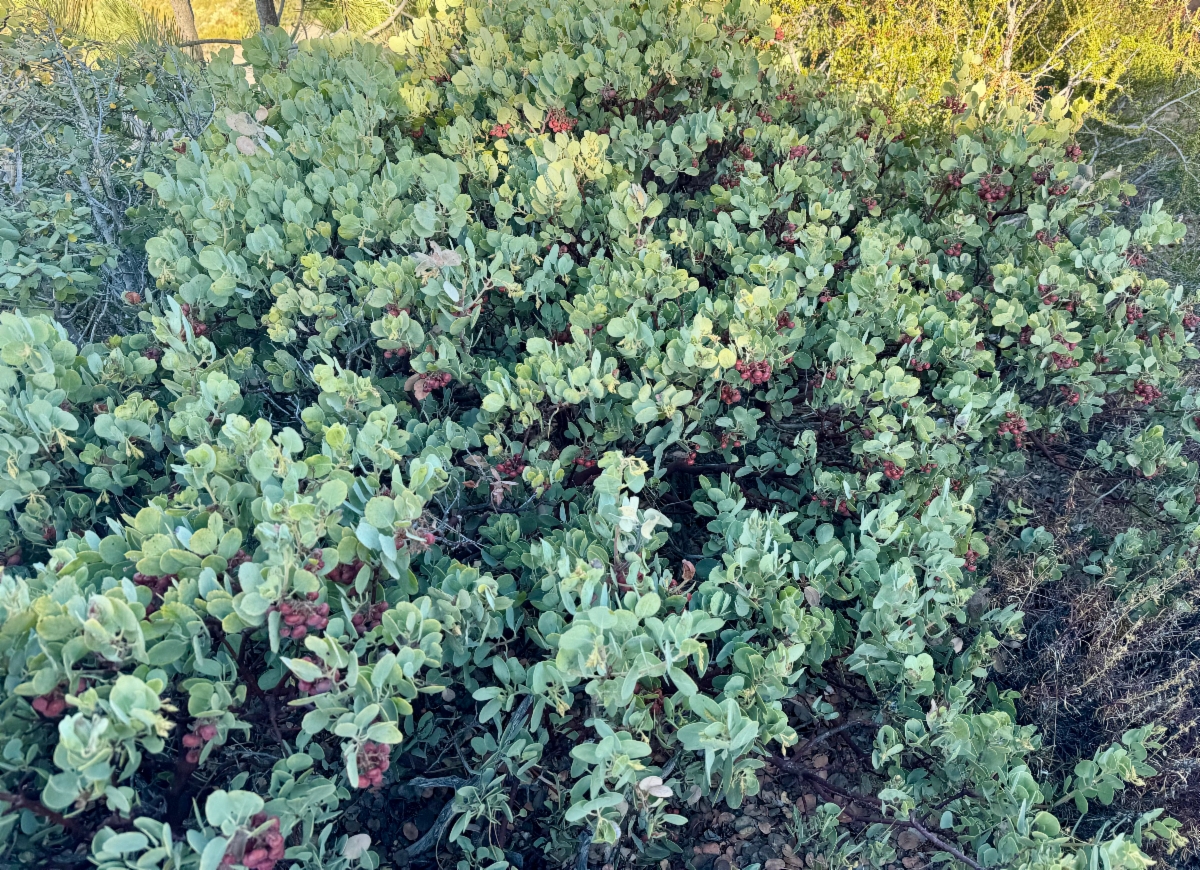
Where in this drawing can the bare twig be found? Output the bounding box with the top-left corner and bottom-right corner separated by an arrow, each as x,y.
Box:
178,38 -> 246,47
907,811 -> 987,870
789,719 -> 874,757
366,0 -> 412,37
405,775 -> 468,790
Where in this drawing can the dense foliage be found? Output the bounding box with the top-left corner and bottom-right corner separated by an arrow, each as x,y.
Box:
1,1 -> 1198,868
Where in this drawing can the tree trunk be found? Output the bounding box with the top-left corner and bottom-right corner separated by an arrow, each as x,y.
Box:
167,0 -> 202,57
254,0 -> 280,28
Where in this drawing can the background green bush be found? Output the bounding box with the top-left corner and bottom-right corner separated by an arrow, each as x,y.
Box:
0,1 -> 1198,869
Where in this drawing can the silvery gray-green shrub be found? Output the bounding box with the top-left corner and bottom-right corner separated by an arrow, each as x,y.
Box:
0,0 -> 1197,868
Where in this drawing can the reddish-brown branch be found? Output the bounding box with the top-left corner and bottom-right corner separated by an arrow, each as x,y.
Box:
0,789 -> 78,832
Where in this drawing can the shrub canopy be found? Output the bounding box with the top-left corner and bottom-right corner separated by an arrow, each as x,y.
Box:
0,1 -> 1197,868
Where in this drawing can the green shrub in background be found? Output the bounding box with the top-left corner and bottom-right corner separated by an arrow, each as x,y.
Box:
1,1 -> 1198,868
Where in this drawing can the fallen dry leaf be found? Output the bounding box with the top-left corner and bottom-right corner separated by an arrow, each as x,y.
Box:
343,834 -> 371,859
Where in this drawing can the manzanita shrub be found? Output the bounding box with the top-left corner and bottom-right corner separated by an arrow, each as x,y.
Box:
1,0 -> 1198,868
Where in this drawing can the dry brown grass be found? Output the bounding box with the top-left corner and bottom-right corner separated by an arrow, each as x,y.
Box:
987,459 -> 1200,858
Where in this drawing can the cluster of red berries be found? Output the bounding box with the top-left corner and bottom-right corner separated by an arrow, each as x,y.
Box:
780,222 -> 798,244
978,174 -> 1010,204
710,67 -> 722,78
355,741 -> 391,789
547,108 -> 577,133
132,571 -> 176,597
489,123 -> 511,139
132,571 -> 178,614
417,372 -> 453,392
944,242 -> 962,257
351,603 -> 388,634
757,109 -> 773,123
1053,333 -> 1078,351
998,412 -> 1028,447
1031,167 -> 1050,186
327,559 -> 364,585
943,95 -> 967,113
142,346 -> 163,361
222,549 -> 249,574
1034,230 -> 1061,247
1183,313 -> 1200,329
717,173 -> 740,188
495,456 -> 527,478
272,597 -> 330,641
788,145 -> 811,160
32,689 -> 67,718
295,657 -> 340,695
882,461 -> 904,481
1133,381 -> 1162,404
909,359 -> 932,372
1059,386 -> 1081,406
720,384 -> 742,404
938,171 -> 962,192
1126,303 -> 1144,323
1018,326 -> 1033,345
776,311 -> 795,331
124,291 -> 143,305
219,814 -> 285,870
573,451 -> 599,470
734,359 -> 772,385
1065,143 -> 1083,160
818,292 -> 833,304
1051,352 -> 1078,370
600,85 -> 618,102
962,549 -> 979,572
737,144 -> 754,160
718,433 -> 744,449
861,196 -> 878,211
178,303 -> 208,337
181,720 -> 219,764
